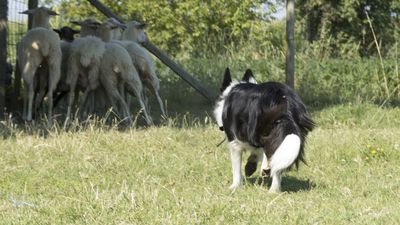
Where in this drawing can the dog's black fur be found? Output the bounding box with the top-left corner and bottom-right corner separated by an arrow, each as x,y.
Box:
220,68 -> 315,174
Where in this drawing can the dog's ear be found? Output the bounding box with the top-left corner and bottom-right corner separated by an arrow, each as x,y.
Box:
221,67 -> 232,92
242,69 -> 257,84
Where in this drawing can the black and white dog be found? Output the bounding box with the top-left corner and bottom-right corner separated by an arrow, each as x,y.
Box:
214,68 -> 314,192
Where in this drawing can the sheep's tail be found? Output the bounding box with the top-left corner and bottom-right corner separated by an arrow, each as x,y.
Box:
38,41 -> 51,57
80,55 -> 92,68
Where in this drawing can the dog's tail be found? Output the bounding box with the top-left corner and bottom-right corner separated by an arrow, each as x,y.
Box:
269,134 -> 301,176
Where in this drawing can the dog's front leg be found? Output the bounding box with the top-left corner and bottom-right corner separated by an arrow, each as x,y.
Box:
229,141 -> 243,190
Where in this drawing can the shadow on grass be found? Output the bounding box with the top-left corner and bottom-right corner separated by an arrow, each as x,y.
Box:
247,175 -> 315,193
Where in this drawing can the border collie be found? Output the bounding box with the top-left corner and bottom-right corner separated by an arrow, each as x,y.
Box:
214,68 -> 315,192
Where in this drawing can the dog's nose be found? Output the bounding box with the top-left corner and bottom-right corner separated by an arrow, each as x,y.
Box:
219,126 -> 224,131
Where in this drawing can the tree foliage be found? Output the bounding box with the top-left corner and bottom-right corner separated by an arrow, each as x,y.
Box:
297,0 -> 400,57
57,0 -> 278,57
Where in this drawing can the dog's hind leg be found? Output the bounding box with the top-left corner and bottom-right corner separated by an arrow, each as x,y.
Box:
260,153 -> 271,178
228,140 -> 244,190
268,134 -> 301,193
269,170 -> 282,193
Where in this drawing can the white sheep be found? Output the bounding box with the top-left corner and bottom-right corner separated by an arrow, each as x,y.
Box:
118,20 -> 166,118
94,20 -> 153,125
100,42 -> 153,125
17,7 -> 61,124
69,19 -> 109,115
65,35 -> 105,122
106,18 -> 123,40
51,26 -> 79,107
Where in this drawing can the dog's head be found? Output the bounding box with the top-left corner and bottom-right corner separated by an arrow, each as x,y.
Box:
220,68 -> 257,93
214,68 -> 258,131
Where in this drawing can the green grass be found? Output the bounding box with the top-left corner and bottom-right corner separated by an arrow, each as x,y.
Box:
1,104 -> 400,224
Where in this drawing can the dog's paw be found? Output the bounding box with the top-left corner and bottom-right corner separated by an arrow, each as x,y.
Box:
268,186 -> 281,193
260,168 -> 271,178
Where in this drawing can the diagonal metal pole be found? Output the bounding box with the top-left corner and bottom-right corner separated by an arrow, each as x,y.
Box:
86,0 -> 218,102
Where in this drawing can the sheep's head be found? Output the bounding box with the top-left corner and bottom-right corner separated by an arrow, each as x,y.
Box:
105,18 -> 125,40
53,26 -> 80,42
20,7 -> 58,29
96,20 -> 122,42
122,20 -> 147,43
70,18 -> 101,37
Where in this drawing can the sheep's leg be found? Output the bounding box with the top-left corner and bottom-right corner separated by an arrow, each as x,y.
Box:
143,89 -> 150,114
23,82 -> 28,120
79,87 -> 92,119
80,90 -> 93,118
48,56 -> 61,126
151,85 -> 166,118
103,81 -> 131,123
66,80 -> 78,123
34,87 -> 46,118
116,94 -> 132,124
46,86 -> 54,126
26,82 -> 35,122
22,62 -> 38,122
66,89 -> 75,123
118,82 -> 128,114
32,63 -> 49,117
134,87 -> 153,125
119,82 -> 125,103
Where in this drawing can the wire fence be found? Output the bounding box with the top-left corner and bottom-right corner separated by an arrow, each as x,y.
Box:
7,0 -> 28,66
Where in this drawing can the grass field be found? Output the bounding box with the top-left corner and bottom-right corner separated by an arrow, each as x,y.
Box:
1,103 -> 400,224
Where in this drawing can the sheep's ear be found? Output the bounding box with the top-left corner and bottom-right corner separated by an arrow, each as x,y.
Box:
92,21 -> 102,26
53,29 -> 61,35
72,29 -> 80,34
70,20 -> 82,26
107,18 -> 126,29
47,9 -> 58,16
136,22 -> 147,29
242,69 -> 257,84
220,67 -> 232,92
20,9 -> 34,15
